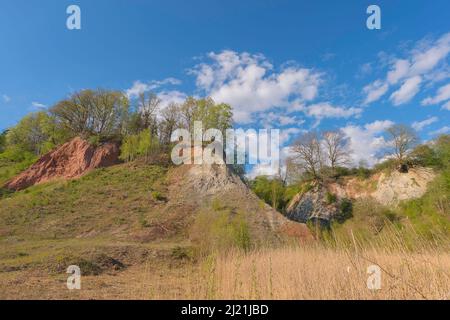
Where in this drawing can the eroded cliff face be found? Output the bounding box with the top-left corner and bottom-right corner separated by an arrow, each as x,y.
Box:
329,167 -> 435,206
286,167 -> 435,224
286,184 -> 340,223
169,162 -> 313,242
4,137 -> 120,191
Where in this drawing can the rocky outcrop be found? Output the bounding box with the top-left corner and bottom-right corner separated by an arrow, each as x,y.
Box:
328,167 -> 435,206
4,137 -> 120,191
286,184 -> 342,224
286,167 -> 436,224
372,168 -> 435,205
167,160 -> 313,242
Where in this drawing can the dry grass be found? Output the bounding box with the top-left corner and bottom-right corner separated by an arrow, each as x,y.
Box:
202,246 -> 450,300
1,243 -> 449,300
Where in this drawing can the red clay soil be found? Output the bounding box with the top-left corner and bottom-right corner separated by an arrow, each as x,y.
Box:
4,137 -> 120,191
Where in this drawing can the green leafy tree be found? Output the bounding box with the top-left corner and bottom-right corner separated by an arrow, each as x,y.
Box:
180,97 -> 233,133
250,176 -> 287,211
120,129 -> 160,163
0,130 -> 7,153
5,111 -> 68,155
51,89 -> 129,139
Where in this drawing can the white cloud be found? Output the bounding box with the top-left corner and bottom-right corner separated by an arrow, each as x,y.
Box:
157,90 -> 187,109
280,127 -> 304,145
246,146 -> 294,179
387,59 -> 410,85
263,112 -> 304,127
126,81 -> 150,98
410,33 -> 450,75
412,116 -> 438,131
363,80 -> 389,104
191,50 -> 323,123
303,102 -> 362,120
357,62 -> 373,78
31,102 -> 47,110
422,83 -> 450,105
442,100 -> 450,111
364,32 -> 450,105
126,78 -> 181,98
389,76 -> 422,106
341,120 -> 394,166
2,94 -> 11,103
429,126 -> 450,136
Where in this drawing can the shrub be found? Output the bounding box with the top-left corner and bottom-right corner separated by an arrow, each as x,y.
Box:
190,210 -> 251,256
211,198 -> 225,211
120,129 -> 161,163
171,246 -> 194,260
249,176 -> 286,212
325,192 -> 337,204
335,199 -> 353,223
151,190 -> 165,202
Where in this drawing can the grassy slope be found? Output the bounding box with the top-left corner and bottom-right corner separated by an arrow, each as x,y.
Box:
0,160 -> 285,275
1,161 -> 448,299
0,162 -> 195,273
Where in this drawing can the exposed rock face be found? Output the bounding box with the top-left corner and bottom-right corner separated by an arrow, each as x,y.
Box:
286,167 -> 435,224
328,167 -> 435,206
4,137 -> 120,191
372,168 -> 435,205
286,184 -> 340,224
168,162 -> 313,242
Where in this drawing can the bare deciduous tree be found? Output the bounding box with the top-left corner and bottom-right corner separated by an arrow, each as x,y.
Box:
291,132 -> 323,180
385,124 -> 419,172
159,103 -> 181,145
322,130 -> 350,171
138,92 -> 161,135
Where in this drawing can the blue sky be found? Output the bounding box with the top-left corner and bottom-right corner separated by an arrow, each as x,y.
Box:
1,0 -> 449,172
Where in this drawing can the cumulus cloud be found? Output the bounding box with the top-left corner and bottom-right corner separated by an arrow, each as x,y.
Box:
246,146 -> 294,179
303,102 -> 362,120
387,59 -> 410,85
412,116 -> 439,131
363,32 -> 450,105
429,126 -> 450,136
280,127 -> 304,145
363,80 -> 389,104
31,102 -> 47,110
422,83 -> 450,105
341,120 -> 394,166
126,78 -> 181,99
157,90 -> 187,109
191,50 -> 323,123
262,112 -> 305,127
390,76 -> 422,106
442,100 -> 450,111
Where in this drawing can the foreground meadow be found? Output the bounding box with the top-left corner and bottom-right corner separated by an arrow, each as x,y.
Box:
1,236 -> 449,300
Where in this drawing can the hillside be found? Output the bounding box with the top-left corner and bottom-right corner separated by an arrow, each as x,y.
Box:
0,150 -> 310,278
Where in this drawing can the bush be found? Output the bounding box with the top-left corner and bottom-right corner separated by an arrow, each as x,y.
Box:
171,246 -> 194,260
151,190 -> 165,201
372,159 -> 394,173
325,192 -> 337,204
190,210 -> 251,256
249,176 -> 286,212
120,129 -> 161,163
334,199 -> 353,223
